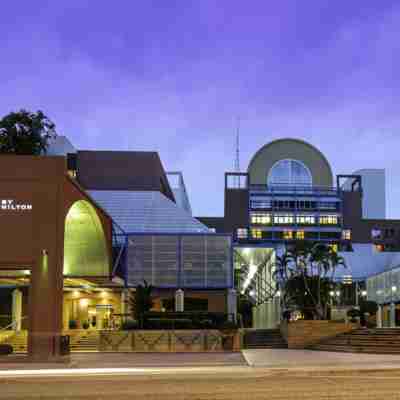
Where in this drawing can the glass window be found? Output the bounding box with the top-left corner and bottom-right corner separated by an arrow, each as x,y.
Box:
237,228 -> 248,239
268,159 -> 312,186
342,229 -> 351,240
371,228 -> 382,240
296,230 -> 305,240
320,215 -> 338,225
274,214 -> 294,224
296,215 -> 316,225
251,213 -> 272,225
251,229 -> 262,239
283,230 -> 293,239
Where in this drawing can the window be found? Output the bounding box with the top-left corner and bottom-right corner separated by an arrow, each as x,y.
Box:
283,230 -> 293,240
319,201 -> 339,210
320,215 -> 338,225
374,244 -> 384,252
251,213 -> 272,225
274,214 -> 294,224
330,244 -> 338,253
371,228 -> 382,240
251,229 -> 262,239
296,230 -> 305,240
385,228 -> 396,239
296,215 -> 316,225
237,228 -> 248,239
268,159 -> 312,186
250,200 -> 272,209
342,229 -> 351,240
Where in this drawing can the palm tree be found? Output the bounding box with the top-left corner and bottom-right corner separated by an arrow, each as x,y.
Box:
129,281 -> 154,327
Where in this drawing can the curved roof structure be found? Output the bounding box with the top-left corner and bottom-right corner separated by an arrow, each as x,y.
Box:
247,138 -> 334,187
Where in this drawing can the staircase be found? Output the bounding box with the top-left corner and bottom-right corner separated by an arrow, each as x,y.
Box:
0,330 -> 28,353
243,329 -> 287,349
68,330 -> 100,352
310,328 -> 400,354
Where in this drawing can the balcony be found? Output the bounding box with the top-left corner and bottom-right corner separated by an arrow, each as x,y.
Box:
250,184 -> 339,196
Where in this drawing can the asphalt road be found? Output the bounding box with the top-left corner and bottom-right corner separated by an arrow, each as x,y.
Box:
2,368 -> 400,400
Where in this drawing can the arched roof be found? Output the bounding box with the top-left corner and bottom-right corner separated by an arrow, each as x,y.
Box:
247,138 -> 333,187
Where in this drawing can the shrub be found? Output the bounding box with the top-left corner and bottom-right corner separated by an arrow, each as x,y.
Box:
0,344 -> 13,355
69,320 -> 78,329
82,321 -> 90,329
121,319 -> 138,330
218,320 -> 238,331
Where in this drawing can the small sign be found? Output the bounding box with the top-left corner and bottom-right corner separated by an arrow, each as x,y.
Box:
1,199 -> 32,211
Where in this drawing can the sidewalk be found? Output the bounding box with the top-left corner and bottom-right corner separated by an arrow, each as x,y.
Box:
242,348 -> 400,372
2,350 -> 400,376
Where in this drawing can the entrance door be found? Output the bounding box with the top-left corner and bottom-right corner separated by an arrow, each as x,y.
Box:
96,305 -> 113,330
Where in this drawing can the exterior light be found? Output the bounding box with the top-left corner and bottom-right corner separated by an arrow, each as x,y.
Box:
249,290 -> 256,297
329,291 -> 335,297
392,286 -> 397,293
80,298 -> 89,307
336,291 -> 340,297
276,290 -> 281,297
361,290 -> 367,297
100,291 -> 108,297
73,290 -> 80,297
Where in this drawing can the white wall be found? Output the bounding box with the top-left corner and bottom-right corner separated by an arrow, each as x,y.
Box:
354,169 -> 386,219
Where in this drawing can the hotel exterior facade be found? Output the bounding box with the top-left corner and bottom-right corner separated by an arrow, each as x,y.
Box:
1,136 -> 400,360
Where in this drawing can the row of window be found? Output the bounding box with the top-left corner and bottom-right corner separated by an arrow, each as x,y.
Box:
371,228 -> 397,240
250,213 -> 339,225
237,228 -> 351,241
250,199 -> 339,211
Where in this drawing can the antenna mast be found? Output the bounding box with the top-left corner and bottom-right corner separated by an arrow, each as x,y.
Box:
235,117 -> 241,187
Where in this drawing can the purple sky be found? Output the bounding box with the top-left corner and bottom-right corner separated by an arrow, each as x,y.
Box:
1,1 -> 400,217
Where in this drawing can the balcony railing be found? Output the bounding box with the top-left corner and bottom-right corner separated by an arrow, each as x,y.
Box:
250,184 -> 339,196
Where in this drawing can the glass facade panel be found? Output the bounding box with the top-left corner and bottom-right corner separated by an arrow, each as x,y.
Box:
126,234 -> 232,289
268,159 -> 312,186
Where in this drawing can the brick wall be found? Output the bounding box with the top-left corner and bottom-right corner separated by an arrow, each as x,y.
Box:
280,320 -> 357,349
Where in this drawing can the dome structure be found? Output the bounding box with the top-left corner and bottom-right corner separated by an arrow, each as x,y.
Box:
247,138 -> 333,187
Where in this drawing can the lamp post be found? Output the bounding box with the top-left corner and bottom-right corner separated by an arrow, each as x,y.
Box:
390,285 -> 397,328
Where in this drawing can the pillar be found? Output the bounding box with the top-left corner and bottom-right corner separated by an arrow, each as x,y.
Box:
390,303 -> 396,328
226,289 -> 237,322
28,250 -> 64,361
175,289 -> 184,312
12,289 -> 22,331
63,297 -> 70,331
377,305 -> 382,328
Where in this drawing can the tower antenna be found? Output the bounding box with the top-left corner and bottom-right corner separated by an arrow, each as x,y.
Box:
235,117 -> 240,173
235,117 -> 241,187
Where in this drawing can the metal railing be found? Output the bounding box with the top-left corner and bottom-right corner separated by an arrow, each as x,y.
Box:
250,184 -> 339,196
0,316 -> 27,331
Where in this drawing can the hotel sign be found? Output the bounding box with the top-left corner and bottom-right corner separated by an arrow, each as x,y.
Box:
1,199 -> 33,211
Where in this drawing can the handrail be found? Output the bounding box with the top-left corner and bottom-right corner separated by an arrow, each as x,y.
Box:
0,316 -> 27,331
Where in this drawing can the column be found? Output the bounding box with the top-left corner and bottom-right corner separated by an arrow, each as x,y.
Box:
227,289 -> 237,322
175,289 -> 184,312
390,303 -> 396,328
376,305 -> 382,328
12,289 -> 22,331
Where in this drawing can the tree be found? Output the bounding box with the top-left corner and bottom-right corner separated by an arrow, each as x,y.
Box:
273,241 -> 346,320
0,109 -> 57,155
129,281 -> 154,325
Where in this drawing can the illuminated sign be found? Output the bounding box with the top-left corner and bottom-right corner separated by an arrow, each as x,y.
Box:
1,199 -> 33,211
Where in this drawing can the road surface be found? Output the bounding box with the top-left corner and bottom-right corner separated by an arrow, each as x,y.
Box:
1,367 -> 400,399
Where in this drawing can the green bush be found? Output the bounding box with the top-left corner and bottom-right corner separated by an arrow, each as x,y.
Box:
69,320 -> 78,329
218,320 -> 238,331
82,321 -> 90,329
121,319 -> 138,330
0,344 -> 13,355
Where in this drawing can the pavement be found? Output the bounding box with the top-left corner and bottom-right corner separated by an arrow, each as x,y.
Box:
2,351 -> 400,398
3,350 -> 400,374
2,366 -> 400,399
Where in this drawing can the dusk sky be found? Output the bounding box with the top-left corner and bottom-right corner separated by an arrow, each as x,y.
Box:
1,1 -> 399,217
